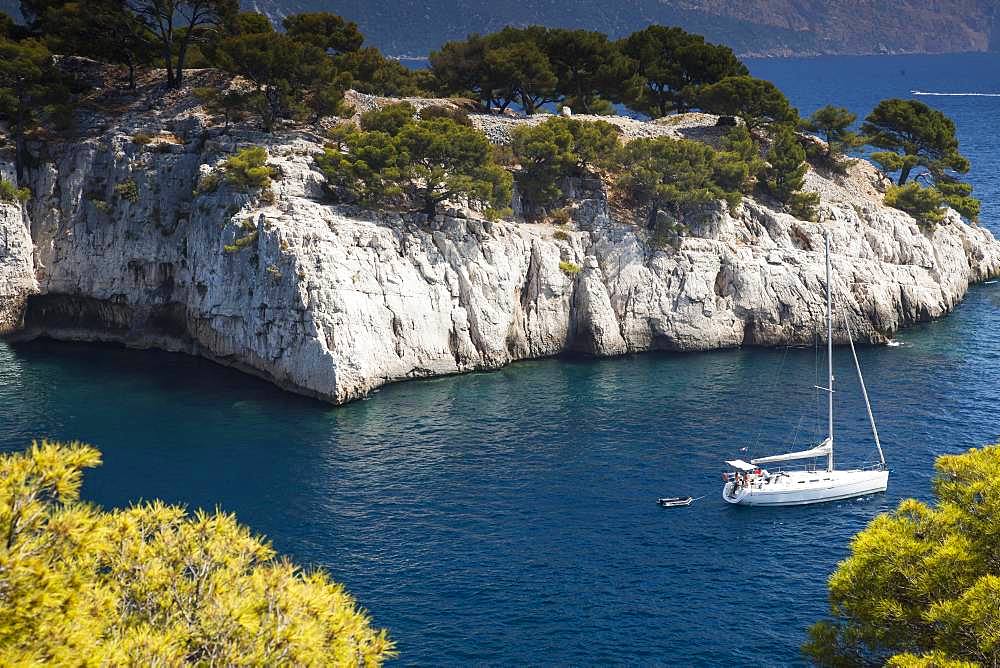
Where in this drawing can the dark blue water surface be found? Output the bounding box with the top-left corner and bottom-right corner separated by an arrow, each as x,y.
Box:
3,54 -> 1000,665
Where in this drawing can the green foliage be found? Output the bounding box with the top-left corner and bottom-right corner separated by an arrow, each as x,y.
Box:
0,178 -> 31,203
213,31 -> 349,130
0,36 -> 71,179
396,117 -> 512,215
0,12 -> 12,38
619,25 -> 747,117
282,11 -> 364,55
718,124 -> 764,191
763,124 -> 808,204
936,177 -> 980,222
695,76 -> 797,129
317,117 -> 512,217
194,171 -> 221,195
131,132 -> 152,145
788,191 -> 820,222
318,125 -> 406,205
618,135 -> 749,227
800,105 -> 861,171
0,440 -> 394,665
360,102 -> 416,135
418,104 -> 472,127
89,197 -> 110,213
114,178 -> 139,203
430,26 -> 634,115
863,99 -> 980,222
229,10 -> 274,35
222,146 -> 276,190
805,444 -> 1000,667
870,150 -> 916,177
224,230 -> 257,253
862,99 -> 970,185
484,33 -> 559,115
430,27 -> 560,114
559,260 -> 582,275
544,28 -> 636,115
884,182 -> 946,227
549,207 -> 572,226
337,46 -> 432,97
27,0 -> 155,90
127,0 -> 238,88
194,87 -> 251,129
552,229 -> 570,241
510,116 -> 620,209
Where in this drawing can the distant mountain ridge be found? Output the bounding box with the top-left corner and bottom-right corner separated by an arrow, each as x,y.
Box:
243,0 -> 998,58
2,0 -> 996,58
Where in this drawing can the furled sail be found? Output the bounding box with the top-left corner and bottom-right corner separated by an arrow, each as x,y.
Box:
750,438 -> 832,465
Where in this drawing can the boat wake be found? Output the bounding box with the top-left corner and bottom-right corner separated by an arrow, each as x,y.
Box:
911,90 -> 1000,97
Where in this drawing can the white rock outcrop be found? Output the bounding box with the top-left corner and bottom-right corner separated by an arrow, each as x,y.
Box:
0,199 -> 38,334
2,110 -> 999,404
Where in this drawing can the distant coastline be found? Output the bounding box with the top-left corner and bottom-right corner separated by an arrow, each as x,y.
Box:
391,48 -> 1000,64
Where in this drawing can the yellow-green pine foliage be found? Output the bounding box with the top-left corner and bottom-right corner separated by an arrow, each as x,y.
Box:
0,179 -> 31,203
224,146 -> 278,190
0,441 -> 394,666
884,182 -> 946,227
805,444 -> 1000,667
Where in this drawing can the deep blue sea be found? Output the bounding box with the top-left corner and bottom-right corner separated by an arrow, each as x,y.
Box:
3,53 -> 1000,665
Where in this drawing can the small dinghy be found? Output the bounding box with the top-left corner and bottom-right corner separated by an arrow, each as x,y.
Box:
657,496 -> 693,507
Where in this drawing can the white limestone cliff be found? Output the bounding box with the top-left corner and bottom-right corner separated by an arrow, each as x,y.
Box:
2,103 -> 999,404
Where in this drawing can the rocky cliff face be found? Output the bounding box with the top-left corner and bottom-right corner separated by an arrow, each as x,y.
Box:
2,103 -> 999,404
0,166 -> 37,334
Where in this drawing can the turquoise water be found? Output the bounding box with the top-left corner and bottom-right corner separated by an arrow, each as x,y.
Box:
3,54 -> 1000,665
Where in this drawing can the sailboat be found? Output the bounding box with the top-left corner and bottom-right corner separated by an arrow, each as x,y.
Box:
722,232 -> 889,506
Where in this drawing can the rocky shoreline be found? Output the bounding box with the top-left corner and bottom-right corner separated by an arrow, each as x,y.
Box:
2,87 -> 999,404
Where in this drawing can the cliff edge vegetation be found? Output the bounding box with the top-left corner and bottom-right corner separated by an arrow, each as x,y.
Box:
1,7 -> 998,403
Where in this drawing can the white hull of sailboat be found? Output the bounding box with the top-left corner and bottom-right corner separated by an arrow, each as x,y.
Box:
722,469 -> 888,506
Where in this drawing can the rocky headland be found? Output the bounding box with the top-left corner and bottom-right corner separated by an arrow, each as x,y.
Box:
2,77 -> 999,404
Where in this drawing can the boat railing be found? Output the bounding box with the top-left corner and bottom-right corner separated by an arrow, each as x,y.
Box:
757,460 -> 885,474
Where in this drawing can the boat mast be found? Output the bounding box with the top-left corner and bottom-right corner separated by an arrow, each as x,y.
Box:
825,231 -> 834,472
839,296 -> 887,468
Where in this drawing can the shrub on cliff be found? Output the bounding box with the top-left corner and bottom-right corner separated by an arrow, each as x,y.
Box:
0,178 -> 31,203
618,25 -> 747,117
862,99 -> 969,186
22,0 -> 156,90
618,136 -> 749,230
0,37 -> 72,180
126,0 -> 238,89
317,116 -> 512,217
510,116 -> 620,211
862,99 -> 978,221
936,177 -> 980,222
884,182 -> 946,227
695,76 -> 797,129
213,31 -> 350,131
0,440 -> 394,665
431,26 -> 634,115
800,105 -> 861,172
805,443 -> 1000,667
223,147 -> 277,190
360,102 -> 416,134
763,124 -> 818,221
